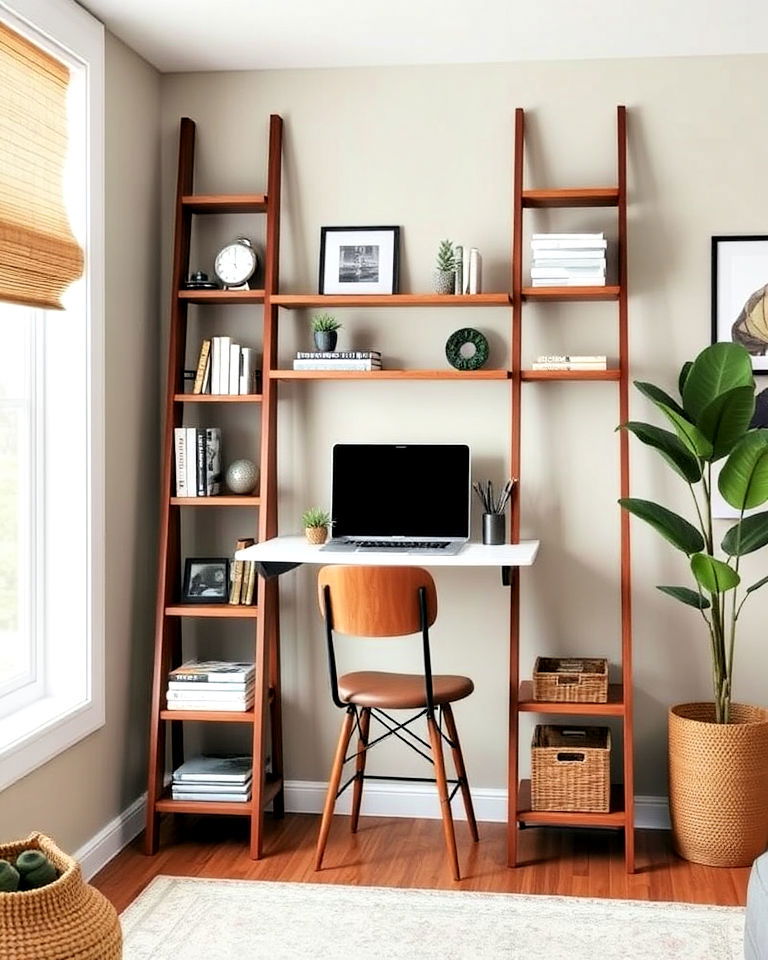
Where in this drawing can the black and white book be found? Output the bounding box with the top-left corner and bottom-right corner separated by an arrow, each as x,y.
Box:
239,347 -> 259,395
167,680 -> 253,693
205,427 -> 222,495
292,359 -> 382,370
172,754 -> 253,783
171,779 -> 252,795
169,660 -> 255,683
166,699 -> 254,711
295,351 -> 382,360
166,686 -> 254,700
185,426 -> 197,498
171,790 -> 252,802
174,428 -> 188,497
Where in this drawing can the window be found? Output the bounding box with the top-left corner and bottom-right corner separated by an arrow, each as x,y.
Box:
0,0 -> 104,790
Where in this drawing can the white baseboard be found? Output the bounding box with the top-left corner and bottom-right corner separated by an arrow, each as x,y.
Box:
73,782 -> 670,878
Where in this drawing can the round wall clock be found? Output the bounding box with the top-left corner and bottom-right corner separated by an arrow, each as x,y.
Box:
214,237 -> 259,289
445,327 -> 489,370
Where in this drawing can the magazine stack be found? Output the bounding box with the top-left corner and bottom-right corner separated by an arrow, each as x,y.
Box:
171,754 -> 253,803
166,660 -> 255,712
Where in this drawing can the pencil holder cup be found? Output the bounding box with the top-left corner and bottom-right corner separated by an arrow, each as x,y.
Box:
482,512 -> 505,545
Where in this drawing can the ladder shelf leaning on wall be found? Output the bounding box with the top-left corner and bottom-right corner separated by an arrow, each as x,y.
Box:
508,105 -> 634,872
144,115 -> 285,859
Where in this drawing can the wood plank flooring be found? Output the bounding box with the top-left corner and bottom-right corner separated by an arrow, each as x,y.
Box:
92,813 -> 750,914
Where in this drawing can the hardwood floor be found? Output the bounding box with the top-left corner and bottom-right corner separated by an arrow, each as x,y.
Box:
92,813 -> 750,914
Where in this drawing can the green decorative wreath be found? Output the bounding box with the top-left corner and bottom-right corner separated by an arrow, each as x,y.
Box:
445,327 -> 489,370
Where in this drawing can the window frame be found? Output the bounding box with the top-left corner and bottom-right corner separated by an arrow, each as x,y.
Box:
0,0 -> 104,792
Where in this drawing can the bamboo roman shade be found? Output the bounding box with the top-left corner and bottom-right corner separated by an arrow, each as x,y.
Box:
0,20 -> 83,309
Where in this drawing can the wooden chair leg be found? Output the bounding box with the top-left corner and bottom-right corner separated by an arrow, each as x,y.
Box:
315,707 -> 355,871
350,707 -> 371,833
427,711 -> 461,881
442,703 -> 479,842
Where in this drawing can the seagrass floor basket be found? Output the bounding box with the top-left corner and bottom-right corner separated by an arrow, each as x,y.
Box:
0,832 -> 122,960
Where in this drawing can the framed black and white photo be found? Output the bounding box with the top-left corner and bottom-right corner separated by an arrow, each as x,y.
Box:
182,558 -> 230,603
319,226 -> 400,295
712,235 -> 768,373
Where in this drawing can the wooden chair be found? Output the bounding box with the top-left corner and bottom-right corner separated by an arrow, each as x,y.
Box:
315,565 -> 479,880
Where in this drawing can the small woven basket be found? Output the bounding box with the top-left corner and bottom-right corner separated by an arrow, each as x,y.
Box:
531,724 -> 611,813
0,832 -> 122,960
305,526 -> 328,545
533,656 -> 608,703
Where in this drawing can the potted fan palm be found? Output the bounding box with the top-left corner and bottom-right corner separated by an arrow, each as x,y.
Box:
620,342 -> 768,866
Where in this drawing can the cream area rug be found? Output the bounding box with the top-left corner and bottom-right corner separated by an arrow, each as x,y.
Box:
120,875 -> 744,960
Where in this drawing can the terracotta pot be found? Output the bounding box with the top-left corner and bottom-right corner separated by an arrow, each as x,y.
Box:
668,702 -> 768,866
305,525 -> 328,545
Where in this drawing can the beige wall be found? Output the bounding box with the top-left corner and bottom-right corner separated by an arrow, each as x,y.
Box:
1,33 -> 161,848
161,54 -> 768,799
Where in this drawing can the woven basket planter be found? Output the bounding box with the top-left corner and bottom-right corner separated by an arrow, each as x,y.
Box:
305,526 -> 328,545
0,832 -> 122,960
669,703 -> 768,867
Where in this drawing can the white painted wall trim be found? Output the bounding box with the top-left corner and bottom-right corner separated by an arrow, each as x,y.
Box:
73,782 -> 670,879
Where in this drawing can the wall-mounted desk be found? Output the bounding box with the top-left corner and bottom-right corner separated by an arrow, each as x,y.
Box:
236,534 -> 540,859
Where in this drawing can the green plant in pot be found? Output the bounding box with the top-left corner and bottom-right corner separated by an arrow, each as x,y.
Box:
619,341 -> 768,866
311,313 -> 341,352
302,507 -> 332,545
434,239 -> 456,295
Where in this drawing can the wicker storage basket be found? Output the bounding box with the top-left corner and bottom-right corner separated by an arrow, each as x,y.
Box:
0,832 -> 122,960
305,526 -> 328,545
531,724 -> 611,813
533,656 -> 608,703
669,702 -> 768,867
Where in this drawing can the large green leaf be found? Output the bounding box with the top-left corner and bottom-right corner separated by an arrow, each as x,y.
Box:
746,574 -> 768,596
698,385 -> 756,460
718,430 -> 768,510
678,361 -> 693,399
657,585 -> 711,609
682,342 -> 754,421
657,404 -> 713,459
690,553 -> 741,593
721,511 -> 768,556
619,498 -> 705,555
635,380 -> 687,418
620,421 -> 701,482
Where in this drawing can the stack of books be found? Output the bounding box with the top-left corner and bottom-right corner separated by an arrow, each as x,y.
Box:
453,245 -> 482,294
192,338 -> 259,395
530,233 -> 607,287
171,754 -> 253,803
531,354 -> 608,371
229,538 -> 257,605
166,660 -> 255,712
173,427 -> 221,497
293,351 -> 382,371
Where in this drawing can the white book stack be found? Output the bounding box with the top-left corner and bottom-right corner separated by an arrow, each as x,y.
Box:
166,660 -> 256,712
293,351 -> 382,371
171,754 -> 253,803
195,338 -> 259,395
453,245 -> 482,294
530,233 -> 607,287
531,354 -> 609,371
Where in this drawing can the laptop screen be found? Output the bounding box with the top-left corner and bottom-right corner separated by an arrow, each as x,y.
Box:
331,443 -> 470,539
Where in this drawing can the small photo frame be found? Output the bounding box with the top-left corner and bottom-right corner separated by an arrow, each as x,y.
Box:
712,235 -> 768,374
182,558 -> 230,603
319,226 -> 400,295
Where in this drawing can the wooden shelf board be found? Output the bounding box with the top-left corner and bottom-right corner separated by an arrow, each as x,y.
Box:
164,604 -> 259,619
272,293 -> 511,308
174,393 -> 263,403
170,496 -> 261,507
521,369 -> 620,382
155,777 -> 281,816
522,188 -> 619,208
271,369 -> 510,381
518,681 -> 625,716
181,193 -> 267,213
178,289 -> 266,304
521,286 -> 620,302
160,709 -> 255,723
517,780 -> 626,828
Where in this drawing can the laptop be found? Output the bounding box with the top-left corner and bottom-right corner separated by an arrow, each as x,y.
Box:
320,443 -> 470,555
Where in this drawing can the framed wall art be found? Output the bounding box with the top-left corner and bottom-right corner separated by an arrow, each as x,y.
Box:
712,235 -> 768,373
319,225 -> 399,295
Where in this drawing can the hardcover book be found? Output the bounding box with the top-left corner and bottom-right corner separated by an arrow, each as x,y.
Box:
169,661 -> 255,683
172,754 -> 253,783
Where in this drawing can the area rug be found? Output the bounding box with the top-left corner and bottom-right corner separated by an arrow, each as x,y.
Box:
120,875 -> 744,960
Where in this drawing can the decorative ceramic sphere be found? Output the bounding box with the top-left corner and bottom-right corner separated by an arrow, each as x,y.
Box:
226,459 -> 260,495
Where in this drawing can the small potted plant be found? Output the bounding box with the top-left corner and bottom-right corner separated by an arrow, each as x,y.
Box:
311,313 -> 341,352
434,239 -> 456,295
302,507 -> 332,544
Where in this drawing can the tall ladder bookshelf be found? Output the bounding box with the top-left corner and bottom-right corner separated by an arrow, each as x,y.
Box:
508,106 -> 634,872
145,115 -> 285,859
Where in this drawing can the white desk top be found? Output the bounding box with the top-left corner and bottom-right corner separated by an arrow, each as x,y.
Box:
236,535 -> 539,567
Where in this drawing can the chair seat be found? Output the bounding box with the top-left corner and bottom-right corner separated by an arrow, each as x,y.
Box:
338,671 -> 474,709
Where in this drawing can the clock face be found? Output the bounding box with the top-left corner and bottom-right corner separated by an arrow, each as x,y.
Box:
214,241 -> 257,286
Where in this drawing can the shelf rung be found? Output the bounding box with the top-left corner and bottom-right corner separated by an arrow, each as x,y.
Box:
174,393 -> 263,403
518,681 -> 625,715
178,289 -> 266,304
517,780 -> 626,828
165,604 -> 259,619
521,369 -> 620,382
170,496 -> 261,507
521,286 -> 620,302
181,194 -> 267,213
271,369 -> 509,381
160,709 -> 255,723
154,777 -> 281,815
272,293 -> 511,308
522,188 -> 619,208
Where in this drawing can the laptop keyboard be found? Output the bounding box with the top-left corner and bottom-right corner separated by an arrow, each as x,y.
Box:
356,540 -> 451,550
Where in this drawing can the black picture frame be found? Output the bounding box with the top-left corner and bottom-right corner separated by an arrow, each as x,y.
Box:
182,557 -> 230,603
712,235 -> 768,374
319,225 -> 400,295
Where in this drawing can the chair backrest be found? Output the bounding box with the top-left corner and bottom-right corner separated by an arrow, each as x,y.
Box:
317,565 -> 437,637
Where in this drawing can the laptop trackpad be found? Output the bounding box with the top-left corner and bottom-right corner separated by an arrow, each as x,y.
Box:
318,541 -> 358,552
